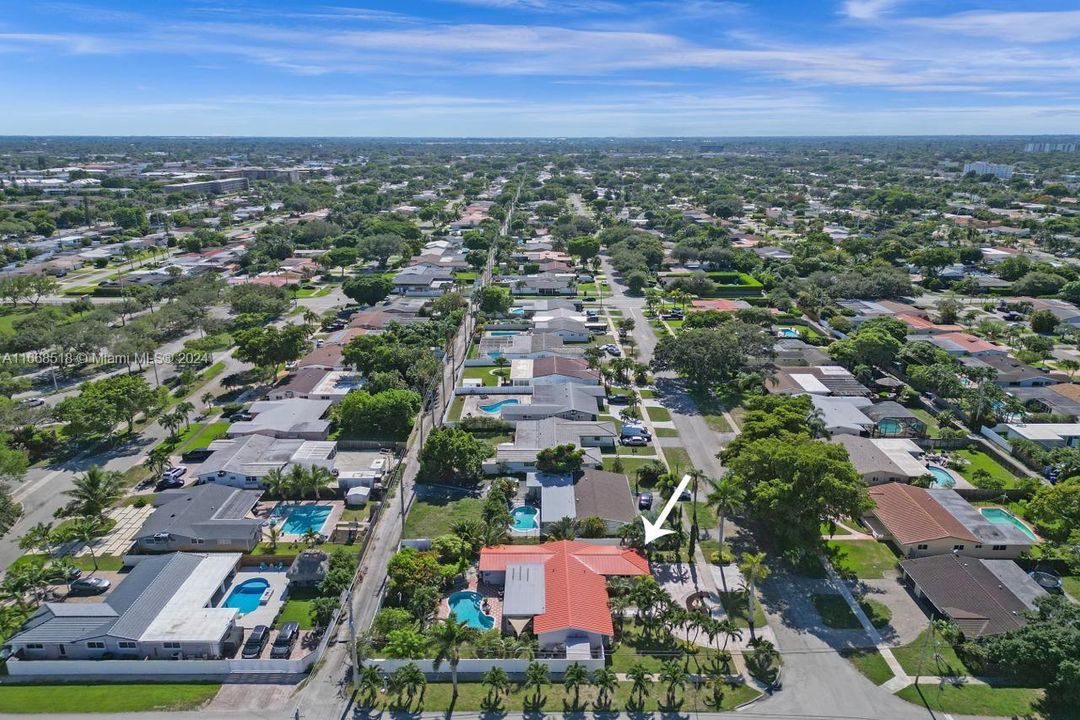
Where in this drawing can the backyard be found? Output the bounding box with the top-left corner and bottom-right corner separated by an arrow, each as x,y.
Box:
951,448 -> 1022,488
403,487 -> 485,538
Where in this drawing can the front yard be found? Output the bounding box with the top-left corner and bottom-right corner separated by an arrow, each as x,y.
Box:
895,683 -> 1043,716
0,684 -> 220,713
825,539 -> 900,579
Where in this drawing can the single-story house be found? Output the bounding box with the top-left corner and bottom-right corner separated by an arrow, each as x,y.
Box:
4,553 -> 244,661
197,434 -> 335,489
900,554 -> 1047,638
831,435 -> 929,485
510,357 -> 600,386
477,333 -> 584,361
510,275 -> 577,296
864,482 -> 1037,559
227,399 -> 333,440
133,485 -> 263,553
524,468 -> 636,532
810,396 -> 873,436
479,541 -> 650,650
961,355 -> 1065,387
1004,422 -> 1080,449
500,384 -> 603,423
486,418 -> 616,474
533,316 -> 590,343
770,366 -> 870,397
923,332 -> 1008,358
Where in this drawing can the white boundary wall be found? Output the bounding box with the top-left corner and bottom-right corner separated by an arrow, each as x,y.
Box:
366,655 -> 604,678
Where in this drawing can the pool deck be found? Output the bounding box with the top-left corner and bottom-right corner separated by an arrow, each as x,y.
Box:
218,568 -> 289,629
256,500 -> 345,541
460,393 -> 530,420
440,570 -> 503,630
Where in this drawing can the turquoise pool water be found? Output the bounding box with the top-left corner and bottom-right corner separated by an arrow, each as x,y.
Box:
489,330 -> 520,336
222,578 -> 269,614
448,591 -> 495,629
980,507 -> 1037,540
273,504 -> 332,534
510,505 -> 539,531
927,465 -> 955,489
878,419 -> 903,435
778,328 -> 800,338
510,307 -> 525,315
479,398 -> 520,414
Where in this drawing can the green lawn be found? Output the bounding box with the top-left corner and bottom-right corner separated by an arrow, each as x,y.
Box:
603,456 -> 660,475
448,396 -> 465,421
462,366 -> 500,387
654,427 -> 680,437
11,554 -> 124,573
610,622 -> 728,674
842,648 -> 895,685
952,449 -> 1021,488
687,500 -> 719,529
275,587 -> 320,629
859,598 -> 893,629
403,489 -> 485,538
895,683 -> 1043,716
0,684 -> 220,713
646,406 -> 672,422
359,679 -> 758,713
662,446 -> 694,473
825,539 -> 900,579
175,421 -> 229,454
1062,575 -> 1080,600
909,407 -> 942,439
891,627 -> 970,677
717,590 -> 767,629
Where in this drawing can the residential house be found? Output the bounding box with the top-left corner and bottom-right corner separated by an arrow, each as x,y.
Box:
476,333 -> 585,361
4,553 -> 244,661
533,316 -> 591,343
510,275 -> 577,296
895,313 -> 963,335
268,369 -> 363,404
900,554 -> 1047,638
1004,422 -> 1080,449
1010,384 -> 1080,419
197,434 -> 335,489
226,399 -> 333,440
831,435 -> 930,485
770,366 -> 870,397
924,332 -> 1008,358
961,355 -> 1065,387
509,357 -> 600,386
1025,298 -> 1080,327
479,541 -> 650,650
133,485 -> 263,554
512,298 -> 580,316
500,384 -> 604,423
392,266 -> 456,296
864,483 -> 1037,559
810,396 -> 874,436
486,418 -> 616,474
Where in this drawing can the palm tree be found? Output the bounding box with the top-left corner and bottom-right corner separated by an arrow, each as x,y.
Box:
524,660 -> 550,707
264,467 -> 292,500
608,592 -> 630,638
704,661 -> 728,709
267,525 -> 281,552
356,665 -> 383,708
175,400 -> 195,430
144,445 -> 172,479
1,561 -> 51,608
17,522 -> 56,557
706,475 -> 745,589
301,528 -> 320,548
659,659 -> 688,707
307,465 -> 336,500
481,666 -> 510,707
64,516 -> 107,571
1059,358 -> 1080,380
287,464 -> 309,501
302,308 -> 320,330
738,551 -> 770,641
546,516 -> 578,541
160,410 -> 183,438
200,391 -> 215,409
428,616 -> 478,701
626,662 -> 650,707
562,661 -> 589,710
592,667 -> 618,710
65,466 -> 122,520
394,663 -> 426,706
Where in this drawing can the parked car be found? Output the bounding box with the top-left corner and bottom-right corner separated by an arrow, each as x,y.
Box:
155,476 -> 185,491
69,577 -> 111,595
270,622 -> 299,658
621,435 -> 649,447
607,394 -> 631,405
604,345 -> 622,357
242,625 -> 271,659
638,492 -> 653,511
678,489 -> 692,501
162,466 -> 188,480
18,397 -> 45,408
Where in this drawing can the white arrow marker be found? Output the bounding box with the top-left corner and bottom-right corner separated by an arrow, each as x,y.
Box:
641,473 -> 691,545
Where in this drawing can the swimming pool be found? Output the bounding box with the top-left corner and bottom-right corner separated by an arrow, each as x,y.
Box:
510,307 -> 525,315
273,504 -> 332,535
489,330 -> 520,336
222,578 -> 269,614
980,507 -> 1038,540
510,505 -> 539,531
448,591 -> 495,629
479,398 -> 520,414
927,465 -> 955,489
878,419 -> 903,436
777,328 -> 800,338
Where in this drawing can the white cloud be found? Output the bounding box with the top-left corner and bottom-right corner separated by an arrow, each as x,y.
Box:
841,0 -> 903,21
906,10 -> 1080,43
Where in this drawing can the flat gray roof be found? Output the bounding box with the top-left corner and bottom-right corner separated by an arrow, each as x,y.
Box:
503,563 -> 546,617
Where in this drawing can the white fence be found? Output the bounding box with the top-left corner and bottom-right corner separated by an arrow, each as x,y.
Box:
366,655 -> 604,679
5,652 -> 317,680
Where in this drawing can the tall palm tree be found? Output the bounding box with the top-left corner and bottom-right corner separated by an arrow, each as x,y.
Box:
659,659 -> 688,707
738,551 -> 770,641
175,400 -> 195,430
626,663 -> 650,707
266,525 -> 281,552
428,616 -> 478,701
17,522 -> 56,557
308,465 -> 336,500
64,516 -> 107,571
301,528 -> 320,548
591,667 -> 618,710
160,411 -> 183,438
356,665 -> 383,708
65,466 -> 123,520
396,663 -> 426,706
546,516 -> 578,541
264,467 -> 292,500
481,666 -> 510,706
706,475 -> 745,590
144,445 -> 172,479
562,662 -> 589,710
287,464 -> 309,501
200,391 -> 215,409
524,660 -> 550,707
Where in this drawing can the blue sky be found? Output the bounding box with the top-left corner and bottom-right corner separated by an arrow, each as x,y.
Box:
2,0 -> 1080,136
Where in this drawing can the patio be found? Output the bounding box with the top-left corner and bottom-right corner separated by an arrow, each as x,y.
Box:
438,569 -> 504,631
216,567 -> 289,629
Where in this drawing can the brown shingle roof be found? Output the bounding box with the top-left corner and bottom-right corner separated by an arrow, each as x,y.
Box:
574,469 -> 636,524
868,482 -> 978,545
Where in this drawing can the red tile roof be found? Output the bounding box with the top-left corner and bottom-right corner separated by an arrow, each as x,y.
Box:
691,299 -> 742,312
895,314 -> 962,333
934,332 -> 1005,355
868,483 -> 978,545
479,541 -> 649,636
